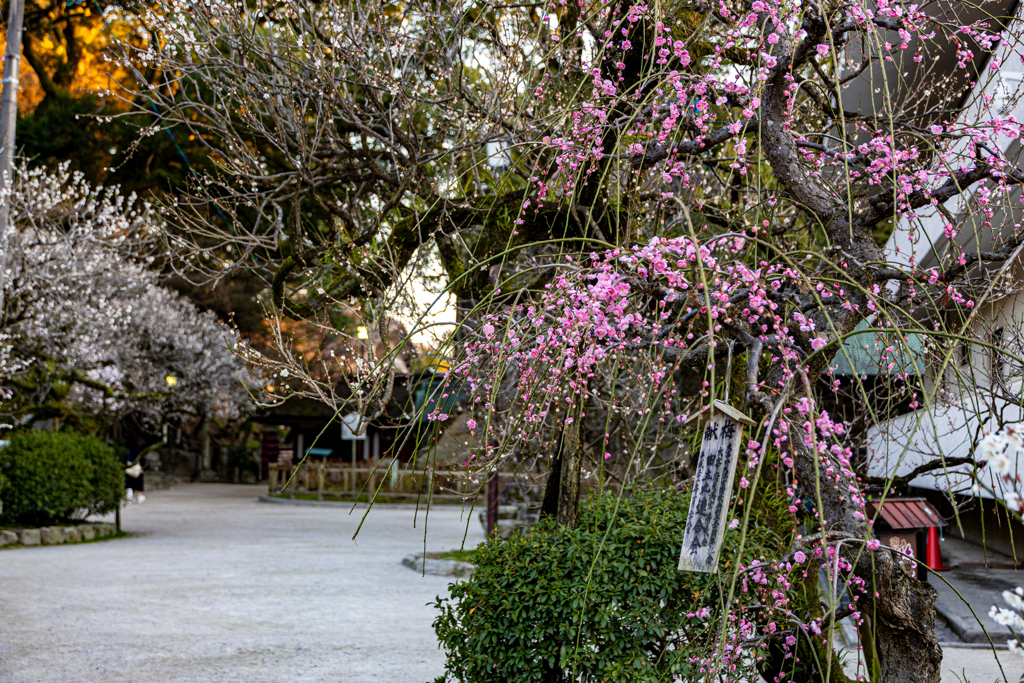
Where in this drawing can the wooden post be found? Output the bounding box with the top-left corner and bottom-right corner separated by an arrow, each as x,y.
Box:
317,462 -> 325,501
678,400 -> 754,573
200,418 -> 211,474
486,470 -> 499,536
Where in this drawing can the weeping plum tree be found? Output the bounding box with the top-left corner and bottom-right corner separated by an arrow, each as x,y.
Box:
122,0 -> 1024,679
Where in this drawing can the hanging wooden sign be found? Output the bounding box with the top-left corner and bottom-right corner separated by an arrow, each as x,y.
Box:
678,399 -> 754,574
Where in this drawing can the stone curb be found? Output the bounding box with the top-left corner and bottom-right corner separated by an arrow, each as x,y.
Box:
939,641 -> 1010,650
401,552 -> 475,578
932,578 -> 1012,647
0,522 -> 117,548
934,602 -> 1006,646
933,598 -> 1015,648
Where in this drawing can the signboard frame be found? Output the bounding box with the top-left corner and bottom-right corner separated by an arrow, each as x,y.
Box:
678,400 -> 754,573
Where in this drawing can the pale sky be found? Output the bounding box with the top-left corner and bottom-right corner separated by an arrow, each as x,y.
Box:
398,248 -> 458,347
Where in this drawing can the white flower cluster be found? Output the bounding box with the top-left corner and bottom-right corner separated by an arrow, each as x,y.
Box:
991,588 -> 1024,661
977,430 -> 1021,477
973,428 -> 1024,514
991,605 -> 1024,631
0,163 -> 256,426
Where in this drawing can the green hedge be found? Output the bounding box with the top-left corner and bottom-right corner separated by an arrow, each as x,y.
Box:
433,488 -> 792,683
0,430 -> 123,525
78,434 -> 125,517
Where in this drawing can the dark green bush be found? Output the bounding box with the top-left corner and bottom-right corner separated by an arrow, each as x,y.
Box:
0,430 -> 123,525
432,488 -> 791,683
74,433 -> 124,517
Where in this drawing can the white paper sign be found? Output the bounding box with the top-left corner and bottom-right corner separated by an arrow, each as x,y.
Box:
678,401 -> 751,573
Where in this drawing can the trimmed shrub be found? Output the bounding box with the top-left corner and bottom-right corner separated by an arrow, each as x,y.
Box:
432,488 -> 791,683
73,433 -> 124,517
0,430 -> 122,525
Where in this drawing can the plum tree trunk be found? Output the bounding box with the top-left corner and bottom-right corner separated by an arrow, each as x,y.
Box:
540,409 -> 584,528
870,551 -> 943,683
790,426 -> 942,683
556,415 -> 583,528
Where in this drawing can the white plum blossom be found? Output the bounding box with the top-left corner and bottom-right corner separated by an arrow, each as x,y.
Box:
0,163 -> 255,428
1005,588 -> 1024,613
989,605 -> 1024,630
987,585 -> 1024,659
990,594 -> 1024,661
978,432 -> 1014,475
973,428 -> 1024,517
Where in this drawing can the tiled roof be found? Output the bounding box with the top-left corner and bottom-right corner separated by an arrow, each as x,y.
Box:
866,497 -> 947,530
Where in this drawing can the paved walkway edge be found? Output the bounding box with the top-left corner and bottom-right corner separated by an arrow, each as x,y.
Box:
935,600 -> 1009,648
940,642 -> 1010,650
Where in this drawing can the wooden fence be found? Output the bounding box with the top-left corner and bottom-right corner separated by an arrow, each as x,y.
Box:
267,461 -> 544,501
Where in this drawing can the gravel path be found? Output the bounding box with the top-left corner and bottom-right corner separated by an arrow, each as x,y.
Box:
2,484 -> 1021,683
0,483 -> 484,683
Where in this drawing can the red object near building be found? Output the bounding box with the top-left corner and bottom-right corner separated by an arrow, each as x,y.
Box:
925,526 -> 950,572
865,497 -> 948,580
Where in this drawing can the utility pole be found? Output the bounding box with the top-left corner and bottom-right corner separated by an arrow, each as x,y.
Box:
0,0 -> 23,296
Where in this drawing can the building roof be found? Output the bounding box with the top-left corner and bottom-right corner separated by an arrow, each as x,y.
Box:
831,321 -> 927,377
866,497 -> 947,530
